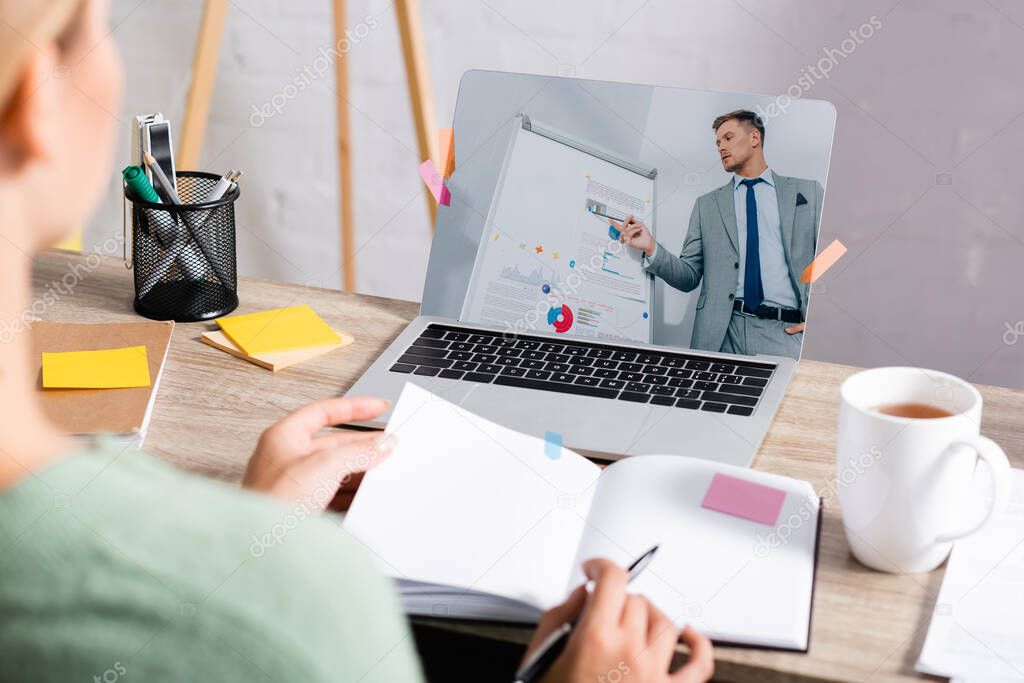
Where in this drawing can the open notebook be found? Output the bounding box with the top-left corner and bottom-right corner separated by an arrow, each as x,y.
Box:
344,383 -> 822,651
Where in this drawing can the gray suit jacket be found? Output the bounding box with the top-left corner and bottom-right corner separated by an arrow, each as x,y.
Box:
645,171 -> 823,352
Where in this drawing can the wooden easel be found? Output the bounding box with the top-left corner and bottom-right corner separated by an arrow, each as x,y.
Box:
178,0 -> 438,292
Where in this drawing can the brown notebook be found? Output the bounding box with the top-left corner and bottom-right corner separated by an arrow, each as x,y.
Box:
31,321 -> 174,444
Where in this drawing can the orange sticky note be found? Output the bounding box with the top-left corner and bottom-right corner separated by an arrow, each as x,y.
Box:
801,239 -> 847,283
42,346 -> 150,389
438,128 -> 455,178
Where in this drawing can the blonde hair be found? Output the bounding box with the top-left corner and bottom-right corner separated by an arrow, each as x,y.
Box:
0,0 -> 86,114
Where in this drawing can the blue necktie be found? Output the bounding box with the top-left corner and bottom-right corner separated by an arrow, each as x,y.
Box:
740,177 -> 765,312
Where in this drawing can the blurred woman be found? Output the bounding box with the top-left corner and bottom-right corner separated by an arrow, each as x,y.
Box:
0,2 -> 713,681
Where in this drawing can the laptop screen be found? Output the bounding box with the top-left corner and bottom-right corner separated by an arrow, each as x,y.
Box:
422,71 -> 836,360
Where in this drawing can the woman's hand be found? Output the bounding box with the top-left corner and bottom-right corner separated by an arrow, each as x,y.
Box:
243,396 -> 395,512
527,558 -> 714,683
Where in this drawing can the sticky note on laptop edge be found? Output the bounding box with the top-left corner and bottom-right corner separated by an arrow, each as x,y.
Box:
418,160 -> 451,206
216,305 -> 342,356
42,345 -> 151,389
701,472 -> 786,526
439,127 -> 455,178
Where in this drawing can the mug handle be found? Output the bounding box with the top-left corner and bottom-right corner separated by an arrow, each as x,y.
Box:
934,434 -> 1011,543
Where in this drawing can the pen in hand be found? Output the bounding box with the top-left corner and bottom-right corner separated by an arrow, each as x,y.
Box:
514,545 -> 660,683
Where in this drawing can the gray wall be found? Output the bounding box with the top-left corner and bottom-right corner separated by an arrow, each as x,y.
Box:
93,0 -> 1024,389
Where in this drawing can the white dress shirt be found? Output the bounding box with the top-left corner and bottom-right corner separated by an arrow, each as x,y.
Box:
733,168 -> 797,309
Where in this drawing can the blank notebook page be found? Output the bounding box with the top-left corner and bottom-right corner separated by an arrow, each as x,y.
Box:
571,455 -> 819,650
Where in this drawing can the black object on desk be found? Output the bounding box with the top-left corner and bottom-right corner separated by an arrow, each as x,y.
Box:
125,171 -> 239,322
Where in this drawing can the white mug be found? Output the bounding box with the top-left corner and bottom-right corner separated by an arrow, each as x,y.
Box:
836,367 -> 1010,573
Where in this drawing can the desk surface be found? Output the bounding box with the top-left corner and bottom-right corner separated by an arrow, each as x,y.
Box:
33,249 -> 1024,682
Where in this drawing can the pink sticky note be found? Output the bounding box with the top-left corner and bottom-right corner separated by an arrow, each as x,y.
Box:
701,473 -> 786,526
418,160 -> 451,206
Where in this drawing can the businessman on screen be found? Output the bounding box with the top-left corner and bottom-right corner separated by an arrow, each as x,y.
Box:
616,110 -> 822,359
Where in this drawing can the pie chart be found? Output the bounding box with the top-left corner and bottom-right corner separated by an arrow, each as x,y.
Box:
547,304 -> 573,333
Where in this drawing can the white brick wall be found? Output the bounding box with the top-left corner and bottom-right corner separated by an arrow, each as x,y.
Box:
92,0 -> 1024,389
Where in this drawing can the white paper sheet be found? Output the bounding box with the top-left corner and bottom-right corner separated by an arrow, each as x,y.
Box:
917,468 -> 1024,681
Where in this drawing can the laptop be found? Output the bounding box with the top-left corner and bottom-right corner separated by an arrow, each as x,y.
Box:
345,70 -> 836,467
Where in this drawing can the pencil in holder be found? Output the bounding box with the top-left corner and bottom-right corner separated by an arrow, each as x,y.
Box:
125,171 -> 239,322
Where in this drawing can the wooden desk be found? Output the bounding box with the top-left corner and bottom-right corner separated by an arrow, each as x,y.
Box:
33,249 -> 1024,682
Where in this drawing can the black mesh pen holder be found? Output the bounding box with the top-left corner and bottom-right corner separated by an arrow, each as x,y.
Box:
125,171 -> 239,322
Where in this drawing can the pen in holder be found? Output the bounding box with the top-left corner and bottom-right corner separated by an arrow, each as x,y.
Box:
125,170 -> 240,322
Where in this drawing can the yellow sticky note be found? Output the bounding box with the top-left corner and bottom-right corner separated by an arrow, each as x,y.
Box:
42,346 -> 150,389
217,305 -> 341,356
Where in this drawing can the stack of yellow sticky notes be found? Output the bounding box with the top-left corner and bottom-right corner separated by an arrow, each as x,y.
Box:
203,305 -> 353,371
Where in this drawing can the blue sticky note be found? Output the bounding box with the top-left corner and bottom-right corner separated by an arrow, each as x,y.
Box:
608,224 -> 621,240
544,431 -> 562,460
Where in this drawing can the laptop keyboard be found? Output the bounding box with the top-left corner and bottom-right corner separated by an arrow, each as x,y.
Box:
388,324 -> 775,416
